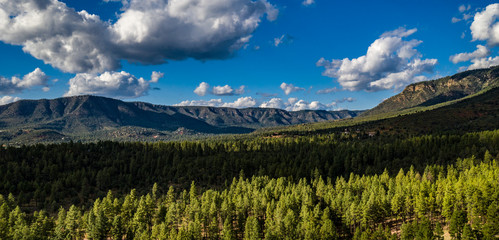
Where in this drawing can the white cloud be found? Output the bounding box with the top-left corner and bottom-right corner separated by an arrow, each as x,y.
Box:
0,0 -> 116,73
450,45 -> 490,63
0,0 -> 278,73
280,82 -> 305,95
287,97 -> 298,105
212,85 -> 234,96
175,96 -> 256,108
316,87 -> 339,94
0,96 -> 21,105
64,71 -> 157,98
177,96 -> 347,111
289,99 -> 325,111
260,97 -> 353,111
212,85 -> 246,96
317,27 -> 437,91
194,82 -> 210,96
221,96 -> 256,108
259,98 -> 284,108
302,0 -> 314,6
0,68 -> 49,95
451,5 -> 499,70
150,71 -> 164,83
470,3 -> 499,46
380,27 -> 417,38
195,82 -> 246,96
467,56 -> 499,70
368,59 -> 438,90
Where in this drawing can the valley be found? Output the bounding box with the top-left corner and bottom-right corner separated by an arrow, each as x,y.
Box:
0,66 -> 498,239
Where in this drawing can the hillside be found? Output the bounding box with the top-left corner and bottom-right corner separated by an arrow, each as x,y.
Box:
258,86 -> 499,137
363,65 -> 499,116
0,95 -> 361,143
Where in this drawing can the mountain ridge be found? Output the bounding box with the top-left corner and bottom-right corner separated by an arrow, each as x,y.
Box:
363,65 -> 499,116
0,95 -> 362,142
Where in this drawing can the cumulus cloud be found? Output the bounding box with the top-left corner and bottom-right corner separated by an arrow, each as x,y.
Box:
222,96 -> 256,108
259,98 -> 284,108
194,82 -> 210,96
194,82 -> 245,96
0,0 -> 278,73
0,68 -> 49,95
317,27 -> 437,91
368,59 -> 437,90
0,96 -> 21,105
451,5 -> 499,70
280,82 -> 305,95
302,0 -> 314,6
0,0 -> 116,73
467,56 -> 499,70
177,96 -> 347,111
64,71 -> 158,98
450,45 -> 490,63
259,97 -> 353,111
470,3 -> 499,46
175,96 -> 256,108
150,71 -> 164,83
212,85 -> 246,96
288,99 -> 325,111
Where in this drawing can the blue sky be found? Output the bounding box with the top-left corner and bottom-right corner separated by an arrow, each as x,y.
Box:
0,0 -> 498,111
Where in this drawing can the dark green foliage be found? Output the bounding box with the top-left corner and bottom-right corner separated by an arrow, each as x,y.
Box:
259,85 -> 499,138
0,156 -> 497,239
450,209 -> 467,239
1,130 -> 498,209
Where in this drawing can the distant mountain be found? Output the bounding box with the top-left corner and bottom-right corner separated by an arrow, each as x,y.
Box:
363,66 -> 499,116
0,95 -> 362,142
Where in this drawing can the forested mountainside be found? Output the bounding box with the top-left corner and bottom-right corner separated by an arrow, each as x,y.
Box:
0,95 -> 361,143
363,65 -> 499,116
259,86 -> 499,137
